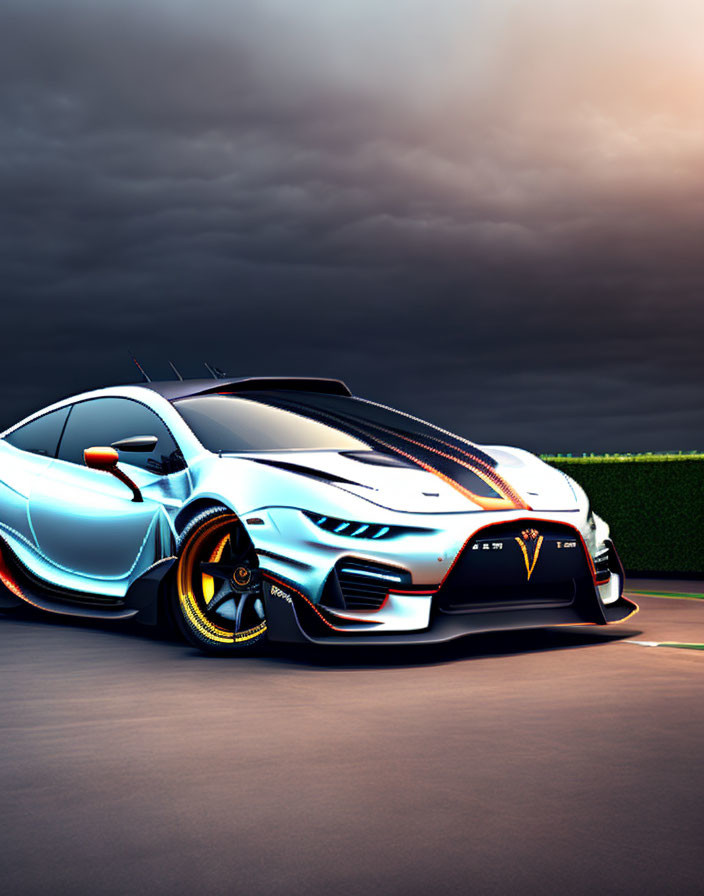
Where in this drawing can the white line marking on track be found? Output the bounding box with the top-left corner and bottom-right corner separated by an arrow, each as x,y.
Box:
624,640 -> 660,647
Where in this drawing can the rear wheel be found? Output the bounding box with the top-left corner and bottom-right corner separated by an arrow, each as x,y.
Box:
171,507 -> 267,654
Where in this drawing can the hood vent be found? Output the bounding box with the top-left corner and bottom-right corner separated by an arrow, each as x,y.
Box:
248,457 -> 371,489
340,450 -> 416,468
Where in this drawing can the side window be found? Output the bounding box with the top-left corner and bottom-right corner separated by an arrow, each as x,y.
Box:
57,398 -> 185,474
4,406 -> 71,457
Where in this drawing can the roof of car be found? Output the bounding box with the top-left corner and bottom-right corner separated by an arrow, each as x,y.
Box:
136,377 -> 353,401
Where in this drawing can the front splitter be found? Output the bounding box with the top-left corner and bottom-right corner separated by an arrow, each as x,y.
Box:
263,577 -> 638,646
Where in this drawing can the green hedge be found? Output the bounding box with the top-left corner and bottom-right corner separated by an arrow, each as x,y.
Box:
542,457 -> 704,575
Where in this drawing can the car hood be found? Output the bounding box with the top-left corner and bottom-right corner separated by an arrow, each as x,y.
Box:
229,447 -> 581,514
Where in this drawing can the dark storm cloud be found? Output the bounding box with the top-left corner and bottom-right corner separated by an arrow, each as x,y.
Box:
1,0 -> 703,451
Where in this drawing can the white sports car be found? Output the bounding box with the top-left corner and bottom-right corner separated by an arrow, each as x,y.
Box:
0,376 -> 637,652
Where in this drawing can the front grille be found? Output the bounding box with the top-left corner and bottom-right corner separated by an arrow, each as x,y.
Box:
335,559 -> 411,611
436,521 -> 592,614
441,579 -> 577,612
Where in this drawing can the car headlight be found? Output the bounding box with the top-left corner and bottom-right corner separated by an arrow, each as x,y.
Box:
302,511 -> 426,540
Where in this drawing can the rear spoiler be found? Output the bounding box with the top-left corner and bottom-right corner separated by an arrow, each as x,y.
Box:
140,377 -> 352,400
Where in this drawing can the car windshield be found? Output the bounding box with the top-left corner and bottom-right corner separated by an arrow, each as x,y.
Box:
174,395 -> 370,453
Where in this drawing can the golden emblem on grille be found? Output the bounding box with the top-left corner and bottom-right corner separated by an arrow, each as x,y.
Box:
515,529 -> 544,581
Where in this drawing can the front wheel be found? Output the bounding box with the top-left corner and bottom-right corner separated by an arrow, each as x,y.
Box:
171,507 -> 267,654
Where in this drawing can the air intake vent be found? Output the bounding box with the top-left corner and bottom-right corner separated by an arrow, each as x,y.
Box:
336,559 -> 412,611
593,547 -> 610,584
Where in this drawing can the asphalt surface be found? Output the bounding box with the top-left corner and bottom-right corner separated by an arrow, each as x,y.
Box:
1,583 -> 703,896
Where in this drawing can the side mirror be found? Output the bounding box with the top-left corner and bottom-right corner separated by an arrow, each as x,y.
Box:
84,447 -> 143,503
84,447 -> 119,470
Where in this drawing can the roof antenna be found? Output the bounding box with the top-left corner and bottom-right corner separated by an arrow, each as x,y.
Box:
204,361 -> 227,379
130,351 -> 152,383
168,360 -> 184,381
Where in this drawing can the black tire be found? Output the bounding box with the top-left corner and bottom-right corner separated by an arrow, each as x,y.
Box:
170,505 -> 267,654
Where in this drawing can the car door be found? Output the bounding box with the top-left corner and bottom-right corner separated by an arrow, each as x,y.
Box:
27,396 -> 189,588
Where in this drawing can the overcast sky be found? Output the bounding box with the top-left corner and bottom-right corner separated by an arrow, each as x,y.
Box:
1,0 -> 703,452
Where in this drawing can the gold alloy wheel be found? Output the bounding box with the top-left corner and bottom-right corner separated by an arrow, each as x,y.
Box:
176,512 -> 267,648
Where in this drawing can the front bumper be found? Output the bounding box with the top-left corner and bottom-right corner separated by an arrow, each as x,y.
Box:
260,523 -> 637,645
263,576 -> 637,645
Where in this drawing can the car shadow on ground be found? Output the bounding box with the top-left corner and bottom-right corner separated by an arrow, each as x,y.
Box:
268,626 -> 640,669
0,604 -> 640,669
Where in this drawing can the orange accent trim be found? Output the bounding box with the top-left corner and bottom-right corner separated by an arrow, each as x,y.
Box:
0,548 -> 69,616
0,551 -> 25,600
553,600 -> 639,627
553,621 -> 597,627
392,430 -> 529,510
388,588 -> 437,595
356,422 -> 529,510
370,434 -> 520,511
617,601 -> 639,623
